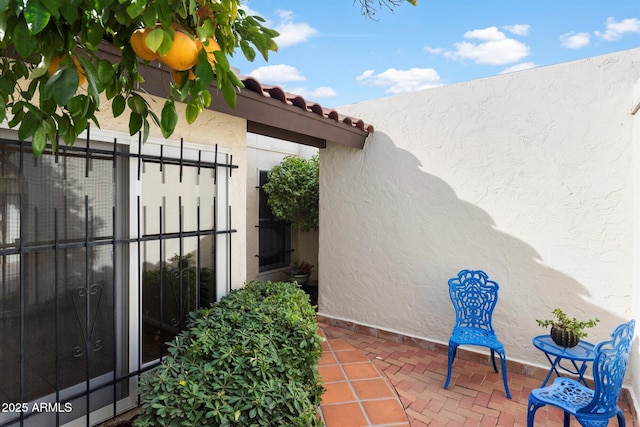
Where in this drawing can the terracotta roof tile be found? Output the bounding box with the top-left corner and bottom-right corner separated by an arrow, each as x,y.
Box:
241,77 -> 374,134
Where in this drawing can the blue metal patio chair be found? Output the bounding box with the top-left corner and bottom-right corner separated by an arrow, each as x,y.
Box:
443,269 -> 512,399
527,319 -> 635,427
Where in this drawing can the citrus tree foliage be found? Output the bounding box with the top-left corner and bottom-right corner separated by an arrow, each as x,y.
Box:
263,155 -> 319,232
0,0 -> 278,156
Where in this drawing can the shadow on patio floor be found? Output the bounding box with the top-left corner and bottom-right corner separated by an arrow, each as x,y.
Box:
318,320 -> 636,427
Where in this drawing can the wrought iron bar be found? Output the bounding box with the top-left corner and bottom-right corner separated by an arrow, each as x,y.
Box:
85,124 -> 90,178
0,139 -> 239,171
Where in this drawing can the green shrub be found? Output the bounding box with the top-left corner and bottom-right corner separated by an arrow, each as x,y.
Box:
134,281 -> 324,427
262,155 -> 319,232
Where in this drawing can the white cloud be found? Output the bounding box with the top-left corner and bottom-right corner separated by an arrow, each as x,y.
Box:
424,46 -> 445,54
274,10 -> 318,47
356,68 -> 442,94
248,64 -> 306,82
595,17 -> 640,41
443,26 -> 530,65
503,24 -> 530,36
499,62 -> 536,74
560,32 -> 591,49
289,86 -> 337,99
463,26 -> 506,41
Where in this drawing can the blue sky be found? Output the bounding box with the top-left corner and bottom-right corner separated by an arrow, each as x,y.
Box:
232,1 -> 640,108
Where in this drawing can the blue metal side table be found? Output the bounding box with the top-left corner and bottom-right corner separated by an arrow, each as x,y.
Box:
532,335 -> 595,387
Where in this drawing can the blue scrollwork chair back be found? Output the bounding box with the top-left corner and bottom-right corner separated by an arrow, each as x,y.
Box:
527,319 -> 635,427
443,269 -> 511,399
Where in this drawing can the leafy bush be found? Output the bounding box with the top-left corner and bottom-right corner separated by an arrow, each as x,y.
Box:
263,155 -> 319,232
134,281 -> 324,427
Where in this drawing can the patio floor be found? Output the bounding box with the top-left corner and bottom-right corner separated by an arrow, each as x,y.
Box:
317,320 -> 637,427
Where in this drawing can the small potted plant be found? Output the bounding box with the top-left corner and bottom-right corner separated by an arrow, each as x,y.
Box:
286,260 -> 314,285
536,308 -> 599,348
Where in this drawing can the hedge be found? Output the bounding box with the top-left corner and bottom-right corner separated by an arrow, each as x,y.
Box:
134,281 -> 324,426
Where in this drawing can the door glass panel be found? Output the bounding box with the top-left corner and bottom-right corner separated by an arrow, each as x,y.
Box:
0,142 -> 122,425
141,156 -> 217,363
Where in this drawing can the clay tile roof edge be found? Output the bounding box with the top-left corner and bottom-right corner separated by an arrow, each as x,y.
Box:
240,76 -> 373,134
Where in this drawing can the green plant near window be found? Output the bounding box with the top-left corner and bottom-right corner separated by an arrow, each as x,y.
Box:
262,155 -> 319,232
134,281 -> 324,427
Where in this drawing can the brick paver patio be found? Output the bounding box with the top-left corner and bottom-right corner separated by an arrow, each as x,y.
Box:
318,318 -> 637,427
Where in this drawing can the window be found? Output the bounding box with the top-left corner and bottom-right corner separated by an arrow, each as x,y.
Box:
257,170 -> 290,272
0,133 -> 234,427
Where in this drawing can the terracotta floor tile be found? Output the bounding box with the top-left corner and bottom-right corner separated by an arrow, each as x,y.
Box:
319,365 -> 346,383
322,381 -> 356,404
362,398 -> 410,424
321,402 -> 369,427
336,350 -> 371,364
319,352 -> 338,366
342,362 -> 381,380
351,378 -> 396,400
330,339 -> 356,351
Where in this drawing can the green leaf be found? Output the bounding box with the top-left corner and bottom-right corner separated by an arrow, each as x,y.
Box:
67,95 -> 86,118
142,7 -> 157,27
30,56 -> 49,79
220,79 -> 237,109
185,100 -> 199,124
127,93 -> 147,114
75,55 -> 100,104
85,22 -> 104,48
129,111 -> 142,135
97,59 -> 114,84
146,27 -> 164,52
0,97 -> 6,123
23,0 -> 51,35
18,111 -> 39,140
240,40 -> 255,62
160,101 -> 177,138
201,89 -> 211,108
13,19 -> 38,57
31,124 -> 47,156
112,94 -> 126,117
126,0 -> 146,18
0,0 -> 9,12
44,65 -> 78,106
142,116 -> 150,143
59,2 -> 78,23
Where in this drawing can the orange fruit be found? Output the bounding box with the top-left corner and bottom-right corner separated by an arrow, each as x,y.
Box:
48,55 -> 87,86
157,29 -> 199,71
130,27 -> 158,61
200,38 -> 221,67
171,68 -> 195,84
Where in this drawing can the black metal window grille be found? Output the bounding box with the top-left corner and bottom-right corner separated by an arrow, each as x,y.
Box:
0,134 -> 236,427
256,170 -> 291,272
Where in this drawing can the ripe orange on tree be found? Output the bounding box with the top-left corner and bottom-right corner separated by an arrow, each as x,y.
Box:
130,27 -> 158,61
197,37 -> 221,67
48,55 -> 87,86
157,27 -> 199,71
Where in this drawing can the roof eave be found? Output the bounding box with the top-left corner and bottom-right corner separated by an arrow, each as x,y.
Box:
97,42 -> 370,149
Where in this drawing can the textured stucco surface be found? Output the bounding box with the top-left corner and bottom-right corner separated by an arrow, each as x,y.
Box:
320,49 -> 640,407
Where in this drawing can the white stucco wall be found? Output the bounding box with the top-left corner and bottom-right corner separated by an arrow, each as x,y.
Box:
321,48 -> 640,407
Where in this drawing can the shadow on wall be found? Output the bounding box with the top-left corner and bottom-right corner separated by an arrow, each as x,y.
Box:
320,131 -> 629,363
